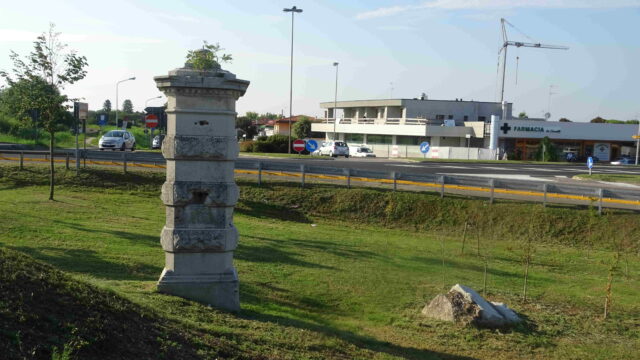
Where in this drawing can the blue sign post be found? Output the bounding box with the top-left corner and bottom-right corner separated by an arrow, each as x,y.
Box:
305,139 -> 319,153
419,141 -> 430,157
97,113 -> 108,126
587,156 -> 594,175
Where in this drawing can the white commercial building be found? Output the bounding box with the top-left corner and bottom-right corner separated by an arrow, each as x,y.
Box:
311,98 -> 638,161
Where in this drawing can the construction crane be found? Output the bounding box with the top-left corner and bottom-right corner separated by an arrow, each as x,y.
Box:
499,18 -> 568,103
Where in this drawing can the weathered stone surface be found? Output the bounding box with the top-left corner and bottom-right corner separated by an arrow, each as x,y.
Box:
160,226 -> 238,252
165,206 -> 233,229
157,267 -> 239,312
161,181 -> 239,207
162,135 -> 239,160
421,284 -> 521,328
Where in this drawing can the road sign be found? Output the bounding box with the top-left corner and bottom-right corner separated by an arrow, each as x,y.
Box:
587,156 -> 594,169
305,139 -> 318,152
145,114 -> 159,128
633,135 -> 640,139
292,139 -> 305,153
97,114 -> 108,126
419,141 -> 430,154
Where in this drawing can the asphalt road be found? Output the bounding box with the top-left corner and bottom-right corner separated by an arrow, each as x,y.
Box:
3,149 -> 640,188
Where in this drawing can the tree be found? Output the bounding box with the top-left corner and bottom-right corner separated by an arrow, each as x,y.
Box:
0,23 -> 88,200
535,136 -> 558,162
626,119 -> 639,124
186,41 -> 232,71
122,99 -> 133,113
236,116 -> 257,139
103,99 -> 111,112
591,116 -> 606,123
518,112 -> 528,119
559,118 -> 571,122
292,116 -> 312,139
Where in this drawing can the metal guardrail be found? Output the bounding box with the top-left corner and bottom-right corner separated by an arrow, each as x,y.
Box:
2,150 -> 639,212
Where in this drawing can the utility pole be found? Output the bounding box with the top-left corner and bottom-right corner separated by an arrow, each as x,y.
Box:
499,18 -> 568,103
333,62 -> 339,140
283,5 -> 303,154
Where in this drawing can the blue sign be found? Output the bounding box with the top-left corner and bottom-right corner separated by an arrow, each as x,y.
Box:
97,114 -> 108,126
305,139 -> 319,152
587,156 -> 594,169
419,141 -> 430,154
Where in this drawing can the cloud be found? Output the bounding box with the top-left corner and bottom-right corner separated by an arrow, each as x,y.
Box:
356,0 -> 640,20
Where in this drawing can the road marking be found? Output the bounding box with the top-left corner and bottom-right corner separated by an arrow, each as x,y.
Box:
443,173 -> 552,182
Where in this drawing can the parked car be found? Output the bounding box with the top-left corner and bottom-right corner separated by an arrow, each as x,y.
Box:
349,145 -> 376,158
610,157 -> 634,165
152,134 -> 166,150
319,141 -> 349,157
98,130 -> 136,151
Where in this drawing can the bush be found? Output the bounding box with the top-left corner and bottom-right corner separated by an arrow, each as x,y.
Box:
240,140 -> 254,152
251,135 -> 290,153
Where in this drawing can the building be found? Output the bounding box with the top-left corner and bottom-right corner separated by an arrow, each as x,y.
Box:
313,98 -> 511,147
311,98 -> 638,161
274,115 -> 316,136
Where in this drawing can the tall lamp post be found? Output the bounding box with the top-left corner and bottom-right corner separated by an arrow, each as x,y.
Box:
283,5 -> 303,153
116,77 -> 136,128
333,62 -> 339,140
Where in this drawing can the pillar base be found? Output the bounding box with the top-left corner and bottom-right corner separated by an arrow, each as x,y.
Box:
157,268 -> 240,312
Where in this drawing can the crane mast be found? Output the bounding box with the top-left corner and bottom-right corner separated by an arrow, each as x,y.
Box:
499,18 -> 568,104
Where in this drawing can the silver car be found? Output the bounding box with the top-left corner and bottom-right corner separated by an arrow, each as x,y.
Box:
320,141 -> 349,158
99,130 -> 136,151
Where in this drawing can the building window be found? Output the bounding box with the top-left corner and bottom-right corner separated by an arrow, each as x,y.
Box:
478,116 -> 487,122
396,136 -> 421,145
463,115 -> 468,121
436,115 -> 445,120
448,115 -> 453,119
345,133 -> 364,143
367,135 -> 392,144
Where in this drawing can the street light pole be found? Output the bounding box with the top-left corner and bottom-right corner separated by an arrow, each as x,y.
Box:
333,62 -> 339,140
283,5 -> 302,154
635,120 -> 640,165
115,77 -> 136,129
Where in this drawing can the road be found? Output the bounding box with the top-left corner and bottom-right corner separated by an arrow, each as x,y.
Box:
3,149 -> 640,189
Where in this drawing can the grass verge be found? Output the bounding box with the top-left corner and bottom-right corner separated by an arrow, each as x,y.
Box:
0,164 -> 639,359
574,173 -> 640,185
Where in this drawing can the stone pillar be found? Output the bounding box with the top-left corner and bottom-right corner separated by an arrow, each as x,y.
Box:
154,62 -> 249,312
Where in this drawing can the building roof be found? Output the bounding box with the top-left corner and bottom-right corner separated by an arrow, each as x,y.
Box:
274,115 -> 316,124
320,98 -> 510,109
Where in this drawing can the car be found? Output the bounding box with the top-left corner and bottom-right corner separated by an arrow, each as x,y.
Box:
349,145 -> 376,158
319,141 -> 349,157
610,157 -> 634,165
98,130 -> 136,151
152,134 -> 166,149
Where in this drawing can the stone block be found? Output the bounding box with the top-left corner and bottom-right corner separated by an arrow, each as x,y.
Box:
165,206 -> 234,229
161,181 -> 239,207
162,135 -> 239,160
157,267 -> 239,312
160,226 -> 238,252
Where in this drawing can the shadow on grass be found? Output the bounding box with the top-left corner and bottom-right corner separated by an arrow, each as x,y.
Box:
238,235 -> 383,268
6,245 -> 161,281
236,199 -> 311,223
51,219 -> 160,247
240,282 -> 477,360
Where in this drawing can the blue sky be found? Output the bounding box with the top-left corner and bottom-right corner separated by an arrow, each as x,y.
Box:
1,0 -> 639,122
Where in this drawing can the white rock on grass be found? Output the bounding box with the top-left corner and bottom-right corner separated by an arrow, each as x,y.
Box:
421,284 -> 521,328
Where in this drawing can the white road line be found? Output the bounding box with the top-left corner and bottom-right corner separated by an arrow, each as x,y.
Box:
443,173 -> 553,182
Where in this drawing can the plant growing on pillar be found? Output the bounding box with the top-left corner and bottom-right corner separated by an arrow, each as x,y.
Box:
186,41 -> 232,71
0,23 -> 88,200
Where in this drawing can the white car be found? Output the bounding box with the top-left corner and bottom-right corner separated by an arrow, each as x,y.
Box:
99,130 -> 136,151
349,145 -> 376,158
319,141 -> 349,157
610,157 -> 633,165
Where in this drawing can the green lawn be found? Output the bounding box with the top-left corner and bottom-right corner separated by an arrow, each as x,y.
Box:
574,173 -> 640,185
0,165 -> 639,359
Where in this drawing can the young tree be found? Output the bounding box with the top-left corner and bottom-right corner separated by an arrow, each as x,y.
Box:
292,116 -> 312,139
518,112 -> 528,119
122,99 -> 133,113
0,23 -> 88,200
103,99 -> 112,112
558,117 -> 571,122
186,41 -> 232,71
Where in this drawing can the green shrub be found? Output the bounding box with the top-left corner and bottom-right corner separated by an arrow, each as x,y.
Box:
239,141 -> 254,152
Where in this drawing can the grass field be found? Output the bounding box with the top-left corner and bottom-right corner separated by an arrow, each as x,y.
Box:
0,165 -> 639,359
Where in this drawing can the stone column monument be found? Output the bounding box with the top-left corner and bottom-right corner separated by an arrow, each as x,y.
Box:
154,58 -> 249,312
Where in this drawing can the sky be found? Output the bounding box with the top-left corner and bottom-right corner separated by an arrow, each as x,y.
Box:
0,0 -> 639,122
